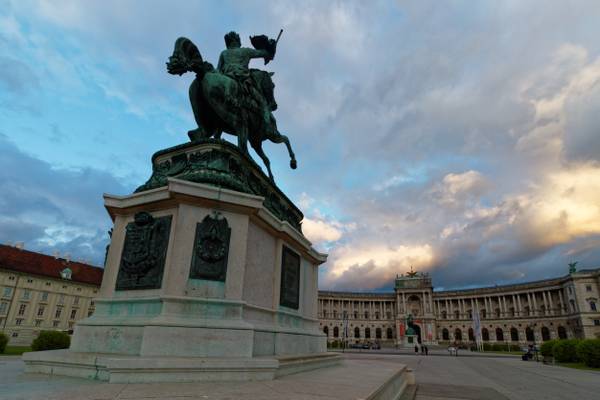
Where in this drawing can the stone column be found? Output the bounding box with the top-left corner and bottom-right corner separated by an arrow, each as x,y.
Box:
526,293 -> 532,315
517,294 -> 522,316
548,291 -> 555,315
532,292 -> 538,316
430,292 -> 434,315
558,290 -> 565,315
542,291 -> 549,315
402,293 -> 406,315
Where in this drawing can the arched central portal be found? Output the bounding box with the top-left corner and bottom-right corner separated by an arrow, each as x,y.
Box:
409,322 -> 422,344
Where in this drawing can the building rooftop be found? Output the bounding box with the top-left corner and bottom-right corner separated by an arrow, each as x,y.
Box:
0,244 -> 103,286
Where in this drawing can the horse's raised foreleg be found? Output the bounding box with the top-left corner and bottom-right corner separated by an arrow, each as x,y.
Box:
253,143 -> 274,181
268,131 -> 297,169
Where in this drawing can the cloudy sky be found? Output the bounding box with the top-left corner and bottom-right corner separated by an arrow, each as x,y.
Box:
2,0 -> 600,291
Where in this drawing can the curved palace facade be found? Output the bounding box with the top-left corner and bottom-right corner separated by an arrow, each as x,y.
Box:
318,267 -> 600,345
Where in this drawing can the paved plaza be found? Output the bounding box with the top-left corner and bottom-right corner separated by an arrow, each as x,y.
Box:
1,350 -> 599,399
344,349 -> 600,400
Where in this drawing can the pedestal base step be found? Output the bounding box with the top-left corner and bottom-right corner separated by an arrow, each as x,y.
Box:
23,350 -> 342,383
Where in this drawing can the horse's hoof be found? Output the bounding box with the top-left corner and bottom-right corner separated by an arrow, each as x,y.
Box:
290,159 -> 297,169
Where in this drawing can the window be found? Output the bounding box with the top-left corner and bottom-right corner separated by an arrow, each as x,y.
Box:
496,328 -> 503,341
375,312 -> 380,320
15,318 -> 23,325
17,304 -> 26,316
35,319 -> 42,327
376,328 -> 382,339
482,328 -> 489,341
3,287 -> 12,297
87,309 -> 94,317
526,327 -> 535,341
387,327 -> 393,339
27,278 -> 33,283
510,327 -> 519,342
76,287 -> 81,292
441,311 -> 447,319
587,285 -> 593,292
70,309 -> 77,319
22,290 -> 31,300
365,327 -> 371,339
11,332 -> 18,337
45,282 -> 51,286
454,310 -> 460,320
0,302 -> 7,314
558,326 -> 567,339
590,301 -> 597,311
468,328 -> 474,341
332,311 -> 337,319
354,327 -> 360,338
41,292 -> 49,301
55,306 -> 63,319
333,326 -> 339,338
8,276 -> 15,281
364,312 -> 369,320
386,312 -> 392,319
594,320 -> 600,326
37,306 -> 45,316
323,326 -> 329,336
442,328 -> 449,340
58,295 -> 65,304
74,297 -> 80,305
452,328 -> 462,341
541,326 -> 550,341
53,321 -> 59,327
467,309 -> 473,319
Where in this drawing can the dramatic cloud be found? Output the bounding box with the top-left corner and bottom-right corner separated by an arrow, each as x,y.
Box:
2,0 -> 600,290
0,135 -> 131,265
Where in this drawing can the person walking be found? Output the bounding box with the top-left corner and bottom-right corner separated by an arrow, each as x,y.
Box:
424,345 -> 428,355
414,344 -> 419,354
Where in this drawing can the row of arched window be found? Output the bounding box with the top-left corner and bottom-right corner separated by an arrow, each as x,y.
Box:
440,325 -> 567,342
323,326 -> 394,339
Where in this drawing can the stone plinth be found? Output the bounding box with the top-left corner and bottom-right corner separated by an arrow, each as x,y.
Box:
24,141 -> 339,382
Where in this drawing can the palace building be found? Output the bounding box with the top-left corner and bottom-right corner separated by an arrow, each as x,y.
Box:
318,267 -> 600,346
0,244 -> 103,345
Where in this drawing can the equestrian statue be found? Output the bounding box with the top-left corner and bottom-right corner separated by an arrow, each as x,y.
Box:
166,30 -> 296,181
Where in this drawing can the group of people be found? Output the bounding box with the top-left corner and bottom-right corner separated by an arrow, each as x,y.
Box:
414,344 -> 429,355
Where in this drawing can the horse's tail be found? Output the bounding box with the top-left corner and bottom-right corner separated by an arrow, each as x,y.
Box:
167,37 -> 214,77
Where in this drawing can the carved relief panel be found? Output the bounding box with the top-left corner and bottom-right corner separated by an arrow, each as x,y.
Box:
116,212 -> 172,290
189,213 -> 231,282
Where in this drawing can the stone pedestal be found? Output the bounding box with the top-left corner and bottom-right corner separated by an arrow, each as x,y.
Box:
24,140 -> 340,382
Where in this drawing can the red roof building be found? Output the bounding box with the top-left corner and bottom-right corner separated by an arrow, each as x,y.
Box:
0,244 -> 103,286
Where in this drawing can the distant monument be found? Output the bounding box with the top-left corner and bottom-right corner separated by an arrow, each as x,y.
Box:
24,30 -> 339,383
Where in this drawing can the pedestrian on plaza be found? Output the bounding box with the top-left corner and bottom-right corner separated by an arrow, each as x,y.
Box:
414,345 -> 419,354
421,345 -> 425,355
424,345 -> 428,355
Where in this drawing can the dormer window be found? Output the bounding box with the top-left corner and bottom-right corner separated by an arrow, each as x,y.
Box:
60,268 -> 72,280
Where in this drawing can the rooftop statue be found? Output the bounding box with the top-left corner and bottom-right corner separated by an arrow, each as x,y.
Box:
166,30 -> 296,181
